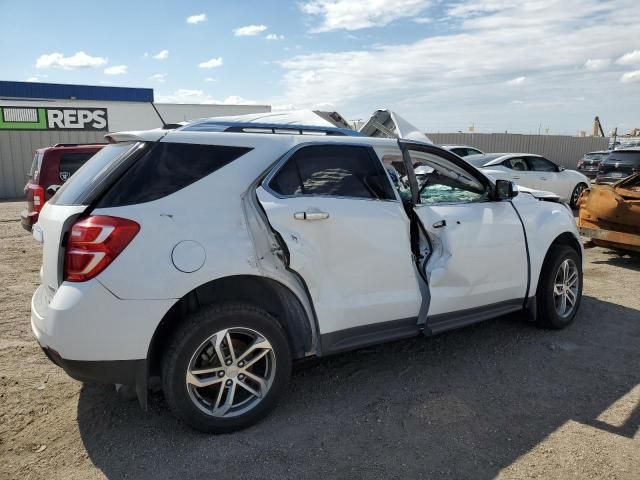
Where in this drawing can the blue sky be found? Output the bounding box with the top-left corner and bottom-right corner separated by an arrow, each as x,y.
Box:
1,0 -> 639,134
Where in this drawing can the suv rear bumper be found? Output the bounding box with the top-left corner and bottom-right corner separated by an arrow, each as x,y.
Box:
30,280 -> 175,375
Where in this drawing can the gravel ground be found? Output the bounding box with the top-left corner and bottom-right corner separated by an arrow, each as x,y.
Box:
0,199 -> 638,480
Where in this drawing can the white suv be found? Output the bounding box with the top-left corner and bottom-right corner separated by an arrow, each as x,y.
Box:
31,119 -> 583,433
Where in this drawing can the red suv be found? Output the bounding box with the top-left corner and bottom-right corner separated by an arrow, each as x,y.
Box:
21,144 -> 104,231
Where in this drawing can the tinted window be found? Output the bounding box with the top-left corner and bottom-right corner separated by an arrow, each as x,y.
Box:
98,143 -> 252,207
603,151 -> 640,166
51,143 -> 141,206
59,152 -> 95,181
502,157 -> 529,171
269,145 -> 394,200
528,156 -> 557,172
465,153 -> 504,167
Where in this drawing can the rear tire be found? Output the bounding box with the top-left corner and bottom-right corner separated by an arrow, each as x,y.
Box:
162,303 -> 292,433
570,183 -> 588,209
535,245 -> 582,329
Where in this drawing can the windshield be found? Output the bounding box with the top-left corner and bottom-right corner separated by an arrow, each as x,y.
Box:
50,142 -> 145,206
465,153 -> 504,167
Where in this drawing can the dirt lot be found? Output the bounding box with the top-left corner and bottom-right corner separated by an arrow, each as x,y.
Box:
0,199 -> 638,480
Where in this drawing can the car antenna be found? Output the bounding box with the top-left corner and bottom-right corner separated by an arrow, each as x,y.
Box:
150,102 -> 169,128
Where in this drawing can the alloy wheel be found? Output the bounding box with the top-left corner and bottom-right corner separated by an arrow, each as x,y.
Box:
572,184 -> 586,206
186,327 -> 276,418
553,259 -> 579,318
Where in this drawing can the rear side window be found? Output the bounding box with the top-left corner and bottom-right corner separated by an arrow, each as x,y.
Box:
97,143 -> 252,207
59,152 -> 95,181
268,144 -> 395,200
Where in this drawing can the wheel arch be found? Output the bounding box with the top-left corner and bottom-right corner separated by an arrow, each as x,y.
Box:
147,275 -> 315,377
535,231 -> 583,291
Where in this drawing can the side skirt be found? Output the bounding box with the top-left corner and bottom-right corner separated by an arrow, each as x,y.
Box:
320,317 -> 419,356
425,299 -> 524,335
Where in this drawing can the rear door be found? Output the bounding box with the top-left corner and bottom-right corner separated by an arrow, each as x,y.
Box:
256,143 -> 422,341
401,142 -> 528,327
526,156 -> 566,196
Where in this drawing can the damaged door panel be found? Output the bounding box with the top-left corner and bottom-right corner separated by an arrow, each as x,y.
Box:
398,141 -> 529,328
577,173 -> 640,252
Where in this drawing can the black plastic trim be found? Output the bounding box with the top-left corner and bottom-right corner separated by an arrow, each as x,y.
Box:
426,298 -> 523,335
509,201 -> 532,306
41,346 -> 147,407
320,317 -> 419,355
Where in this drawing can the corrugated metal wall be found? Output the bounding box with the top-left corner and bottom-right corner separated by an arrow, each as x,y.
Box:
427,133 -> 609,169
0,130 -> 105,199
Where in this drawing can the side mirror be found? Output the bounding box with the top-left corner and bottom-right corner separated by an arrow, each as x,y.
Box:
495,179 -> 518,200
46,184 -> 61,197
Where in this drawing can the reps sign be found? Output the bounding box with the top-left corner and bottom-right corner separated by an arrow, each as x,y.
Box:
0,106 -> 108,131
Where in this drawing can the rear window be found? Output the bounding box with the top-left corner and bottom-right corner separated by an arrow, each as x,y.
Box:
584,153 -> 607,161
59,152 -> 96,181
50,143 -> 140,206
603,151 -> 640,165
97,142 -> 252,207
29,152 -> 43,180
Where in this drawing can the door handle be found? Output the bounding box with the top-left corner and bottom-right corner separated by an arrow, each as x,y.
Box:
432,220 -> 446,228
294,211 -> 329,220
540,177 -> 548,180
512,175 -> 520,180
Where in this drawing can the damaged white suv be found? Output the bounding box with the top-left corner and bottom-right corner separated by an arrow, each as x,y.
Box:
31,116 -> 583,432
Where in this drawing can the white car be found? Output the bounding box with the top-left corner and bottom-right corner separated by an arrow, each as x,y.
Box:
30,114 -> 583,433
466,153 -> 590,208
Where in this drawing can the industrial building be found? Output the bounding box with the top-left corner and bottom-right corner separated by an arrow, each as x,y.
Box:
0,81 -> 270,199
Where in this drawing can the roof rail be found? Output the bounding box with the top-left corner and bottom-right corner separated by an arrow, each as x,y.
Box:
180,120 -> 362,137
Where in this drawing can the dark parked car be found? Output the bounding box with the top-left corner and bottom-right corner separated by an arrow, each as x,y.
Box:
596,148 -> 640,185
577,150 -> 609,179
21,143 -> 104,231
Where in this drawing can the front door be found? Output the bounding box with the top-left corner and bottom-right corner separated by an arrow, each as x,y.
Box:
256,143 -> 423,341
402,143 -> 529,324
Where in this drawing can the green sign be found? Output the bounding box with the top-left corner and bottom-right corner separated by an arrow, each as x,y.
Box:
0,106 -> 108,131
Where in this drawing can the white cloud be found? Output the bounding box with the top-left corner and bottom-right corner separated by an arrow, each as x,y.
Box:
198,57 -> 223,69
584,58 -> 610,71
153,49 -> 169,60
157,89 -> 257,105
300,0 -> 431,32
204,77 -> 216,82
187,13 -> 207,24
104,65 -> 127,75
149,73 -> 166,82
26,77 -> 39,82
266,33 -> 285,40
616,50 -> 640,65
35,51 -> 107,70
413,17 -> 433,24
278,0 -> 640,132
234,24 -> 268,36
621,70 -> 640,83
505,76 -> 526,86
510,100 -> 525,104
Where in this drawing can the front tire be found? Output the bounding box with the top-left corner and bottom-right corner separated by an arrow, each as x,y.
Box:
162,303 -> 292,433
535,245 -> 582,329
570,182 -> 588,209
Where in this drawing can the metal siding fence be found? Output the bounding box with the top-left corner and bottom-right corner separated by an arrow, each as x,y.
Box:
427,133 -> 609,169
0,130 -> 611,199
0,130 -> 104,199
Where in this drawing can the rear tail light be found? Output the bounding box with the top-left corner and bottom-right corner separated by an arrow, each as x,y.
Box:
577,160 -> 583,168
33,186 -> 45,213
64,216 -> 140,282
